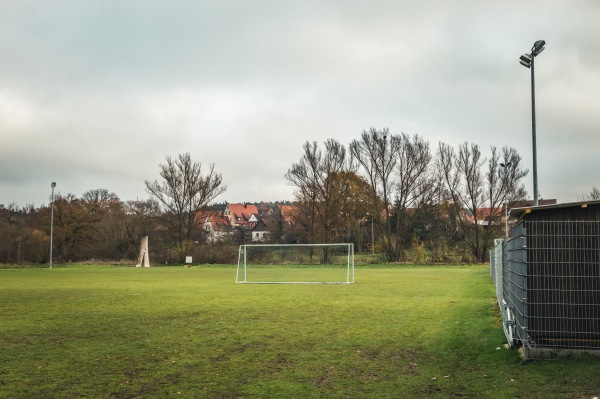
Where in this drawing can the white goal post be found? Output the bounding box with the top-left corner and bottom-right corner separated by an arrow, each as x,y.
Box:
236,243 -> 355,284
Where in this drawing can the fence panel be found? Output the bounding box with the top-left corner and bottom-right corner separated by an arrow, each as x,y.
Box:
492,220 -> 600,358
505,224 -> 528,348
524,220 -> 600,352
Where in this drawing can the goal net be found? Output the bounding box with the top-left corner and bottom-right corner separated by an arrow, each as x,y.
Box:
236,243 -> 354,284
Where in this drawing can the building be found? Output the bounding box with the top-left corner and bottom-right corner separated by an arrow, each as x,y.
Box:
202,215 -> 231,243
199,203 -> 277,243
492,199 -> 600,359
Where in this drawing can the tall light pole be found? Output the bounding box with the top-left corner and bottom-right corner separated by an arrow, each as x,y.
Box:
500,163 -> 512,238
519,39 -> 546,206
371,215 -> 374,255
366,212 -> 375,255
50,182 -> 56,268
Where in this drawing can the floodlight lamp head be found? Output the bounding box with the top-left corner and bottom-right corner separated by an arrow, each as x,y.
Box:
519,53 -> 532,68
51,182 -> 56,188
532,40 -> 546,55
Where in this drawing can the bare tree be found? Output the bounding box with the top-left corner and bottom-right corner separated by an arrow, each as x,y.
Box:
317,140 -> 356,244
145,153 -> 226,257
350,128 -> 436,261
389,133 -> 437,261
350,128 -> 397,256
285,142 -> 321,243
438,142 -> 528,262
580,186 -> 600,201
285,139 -> 354,244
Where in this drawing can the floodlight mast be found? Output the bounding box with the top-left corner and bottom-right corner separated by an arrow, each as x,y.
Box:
519,40 -> 545,206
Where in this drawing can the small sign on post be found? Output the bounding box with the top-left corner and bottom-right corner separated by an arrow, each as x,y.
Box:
185,256 -> 192,264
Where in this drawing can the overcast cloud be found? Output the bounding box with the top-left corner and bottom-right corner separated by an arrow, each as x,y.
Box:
1,1 -> 599,207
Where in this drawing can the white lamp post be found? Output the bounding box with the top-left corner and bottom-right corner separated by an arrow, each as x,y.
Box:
50,182 -> 56,268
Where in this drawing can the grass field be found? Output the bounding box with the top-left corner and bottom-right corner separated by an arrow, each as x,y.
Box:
238,264 -> 353,283
1,265 -> 599,399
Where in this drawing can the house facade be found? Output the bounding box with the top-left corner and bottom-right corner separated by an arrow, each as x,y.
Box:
203,215 -> 231,243
199,203 -> 288,243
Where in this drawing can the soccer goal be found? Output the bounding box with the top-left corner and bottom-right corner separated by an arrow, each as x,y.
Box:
236,243 -> 355,284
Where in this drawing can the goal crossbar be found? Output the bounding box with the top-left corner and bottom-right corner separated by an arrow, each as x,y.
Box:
236,243 -> 355,284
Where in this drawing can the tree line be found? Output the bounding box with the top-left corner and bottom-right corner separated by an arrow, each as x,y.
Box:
286,127 -> 529,263
0,190 -> 159,264
0,153 -> 226,265
4,130 -> 594,266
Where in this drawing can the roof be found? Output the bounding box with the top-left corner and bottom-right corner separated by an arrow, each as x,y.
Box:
510,199 -> 557,208
251,218 -> 268,231
462,207 -> 502,224
205,215 -> 231,231
508,199 -> 600,220
227,203 -> 259,221
194,209 -> 222,223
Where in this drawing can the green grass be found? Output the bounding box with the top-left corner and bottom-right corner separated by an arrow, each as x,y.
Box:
239,265 -> 352,283
1,265 -> 598,398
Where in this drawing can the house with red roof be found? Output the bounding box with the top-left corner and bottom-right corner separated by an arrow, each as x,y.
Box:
224,203 -> 260,227
202,215 -> 231,243
462,199 -> 557,227
199,203 -> 273,243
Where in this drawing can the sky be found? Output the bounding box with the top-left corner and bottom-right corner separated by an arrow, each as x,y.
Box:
1,0 -> 599,208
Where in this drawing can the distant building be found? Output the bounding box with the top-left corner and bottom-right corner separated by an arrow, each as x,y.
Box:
463,199 -> 557,226
198,203 -> 285,243
496,199 -> 600,358
223,203 -> 259,227
202,215 -> 231,243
